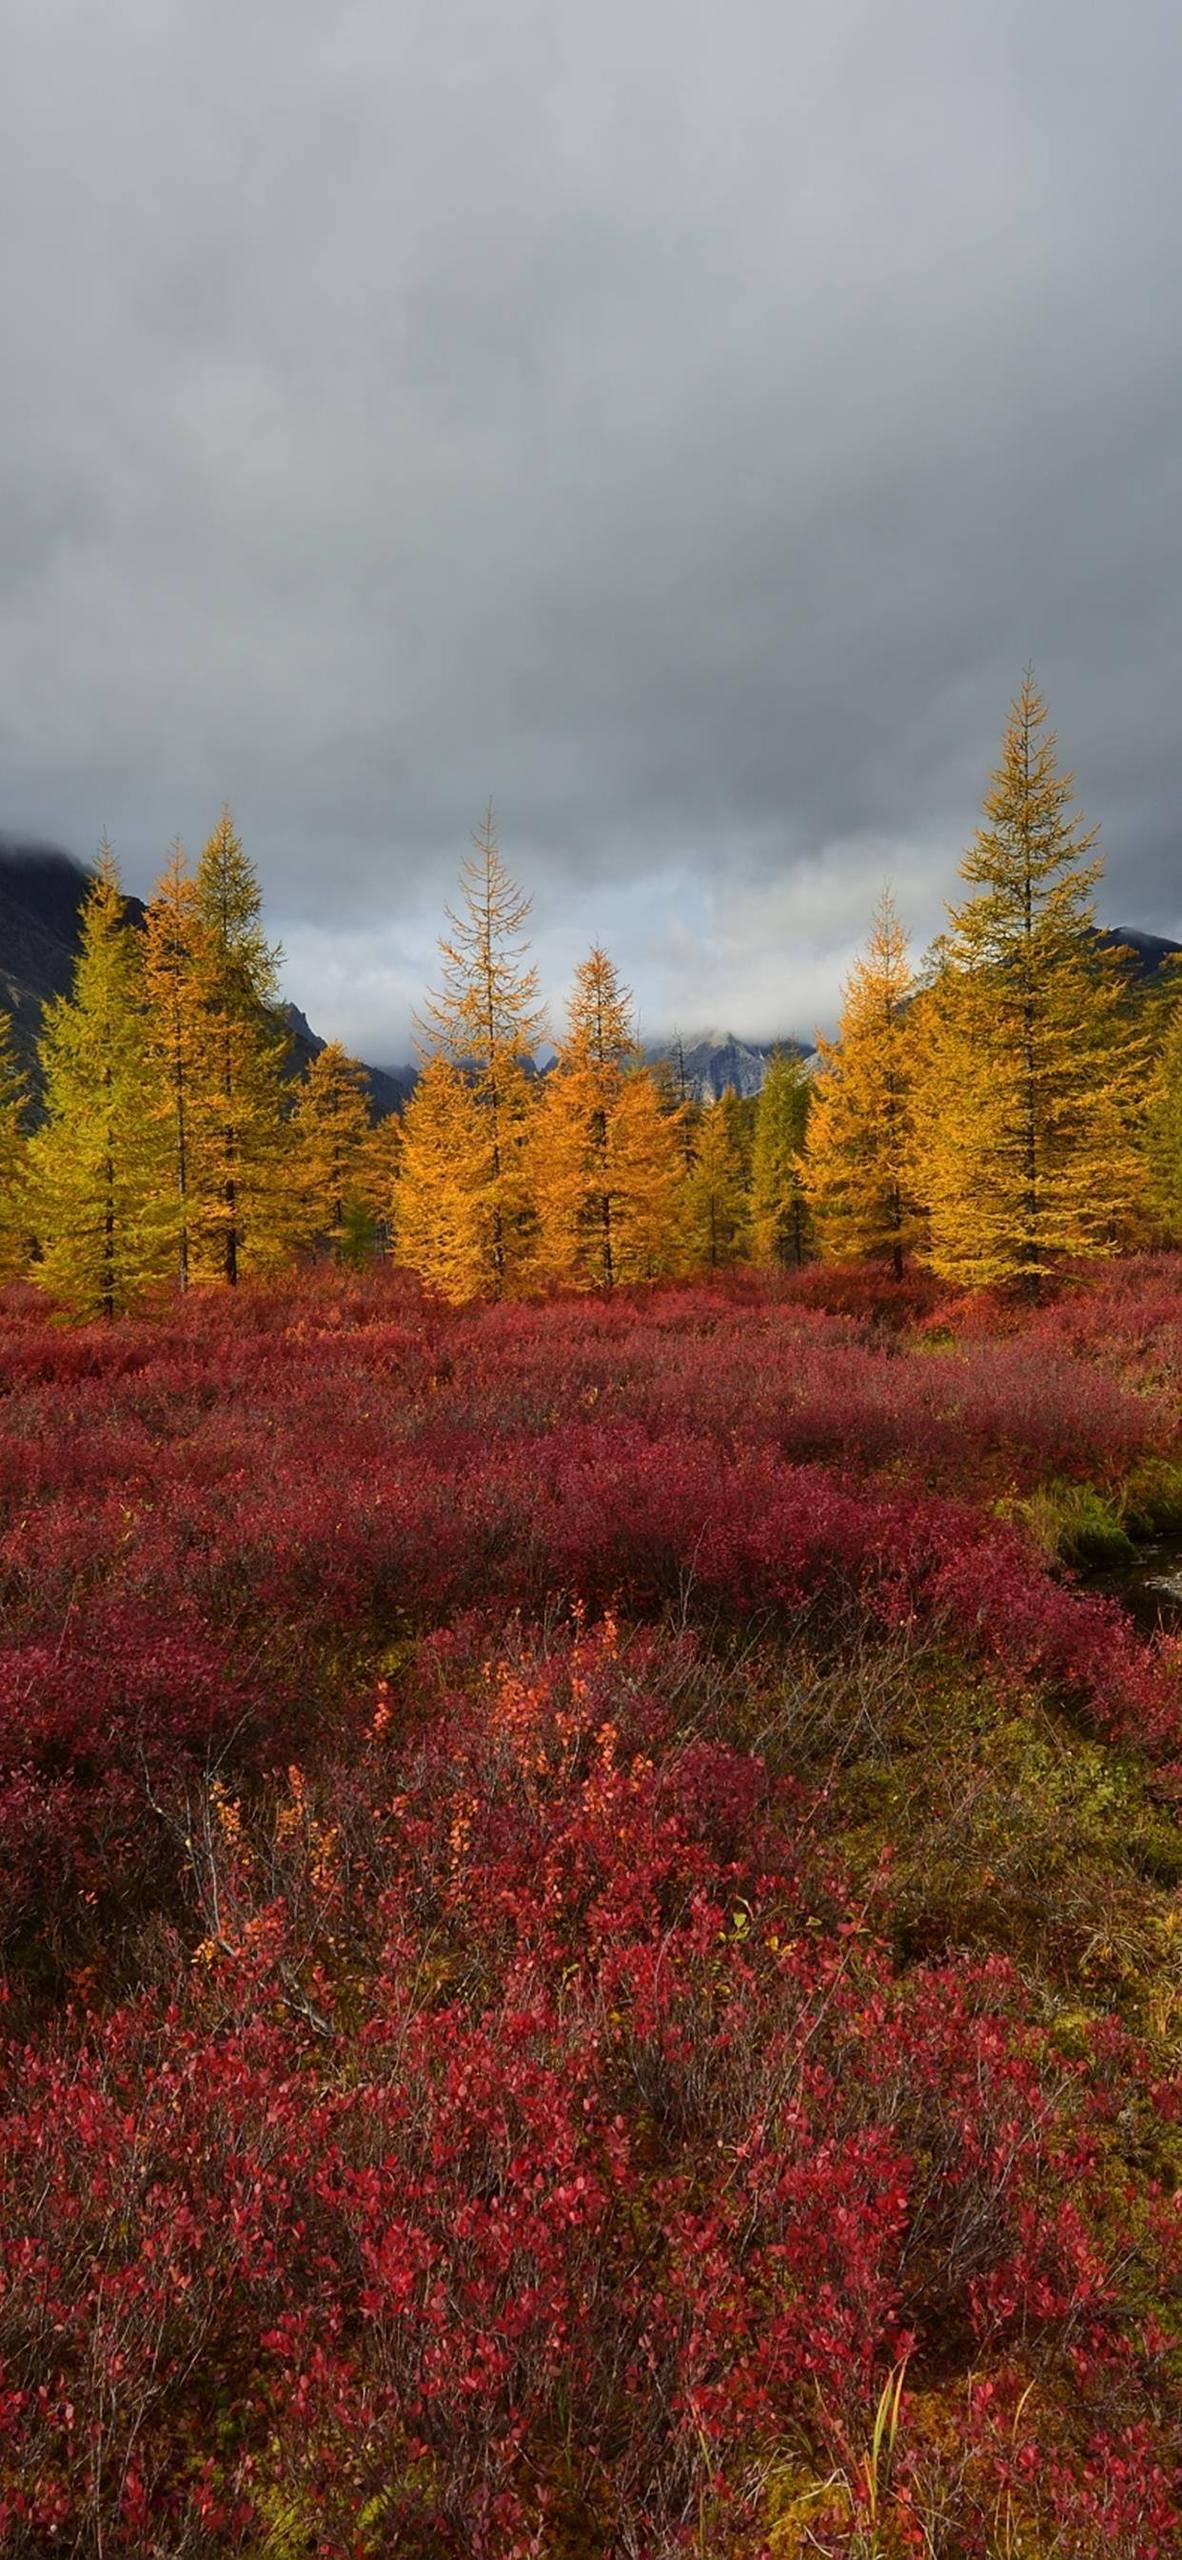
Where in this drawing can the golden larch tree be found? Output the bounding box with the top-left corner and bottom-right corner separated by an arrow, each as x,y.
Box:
912,676 -> 1148,1292
750,1047 -> 811,1267
191,811 -> 291,1285
532,947 -> 681,1290
417,809 -> 545,1297
653,1034 -> 701,1174
291,1041 -> 384,1260
1141,967 -> 1182,1238
143,844 -> 204,1291
30,845 -> 168,1319
393,1056 -> 490,1303
0,1010 -> 31,1280
684,1089 -> 751,1270
804,892 -> 920,1277
607,1067 -> 688,1282
368,1110 -> 403,1261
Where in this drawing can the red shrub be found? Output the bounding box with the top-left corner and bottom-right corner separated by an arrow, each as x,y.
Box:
0,1270 -> 1179,2551
0,1271 -> 1179,1968
0,1623 -> 1173,2555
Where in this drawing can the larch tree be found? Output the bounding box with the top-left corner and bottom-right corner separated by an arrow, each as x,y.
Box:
393,1056 -> 490,1303
1143,968 -> 1182,1238
606,1067 -> 688,1282
143,844 -> 204,1292
416,809 -> 545,1297
291,1041 -> 383,1260
532,946 -> 679,1291
654,1033 -> 700,1174
30,844 -> 167,1319
191,811 -> 291,1285
912,676 -> 1148,1293
684,1089 -> 750,1270
368,1111 -> 403,1260
804,892 -> 920,1278
0,1010 -> 31,1280
750,1048 -> 811,1267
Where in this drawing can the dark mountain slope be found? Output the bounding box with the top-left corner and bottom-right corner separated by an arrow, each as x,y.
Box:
0,839 -> 408,1117
0,840 -> 148,1070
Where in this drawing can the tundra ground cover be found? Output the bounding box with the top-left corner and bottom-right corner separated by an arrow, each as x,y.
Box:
0,1265 -> 1179,2555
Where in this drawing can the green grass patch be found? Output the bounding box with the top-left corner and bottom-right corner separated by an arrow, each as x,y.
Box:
1120,1455 -> 1182,1538
1002,1477 -> 1136,1564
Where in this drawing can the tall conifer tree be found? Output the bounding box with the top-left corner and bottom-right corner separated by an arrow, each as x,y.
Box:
1141,971 -> 1182,1238
751,1048 -> 811,1267
143,844 -> 204,1291
369,1112 -> 403,1261
912,678 -> 1147,1292
685,1090 -> 750,1269
393,1056 -> 490,1302
191,811 -> 290,1285
532,948 -> 684,1290
804,892 -> 919,1277
607,1069 -> 688,1281
654,1034 -> 701,1172
292,1041 -> 383,1259
417,810 -> 545,1296
30,845 -> 166,1319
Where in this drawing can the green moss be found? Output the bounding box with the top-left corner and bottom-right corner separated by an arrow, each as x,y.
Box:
765,2461 -> 852,2555
249,2486 -> 317,2558
832,1677 -> 1182,2016
248,2477 -> 431,2559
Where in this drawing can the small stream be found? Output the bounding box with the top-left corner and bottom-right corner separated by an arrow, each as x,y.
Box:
1084,1528 -> 1182,1633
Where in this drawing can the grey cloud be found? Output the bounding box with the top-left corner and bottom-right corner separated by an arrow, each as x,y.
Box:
2,0 -> 1181,1054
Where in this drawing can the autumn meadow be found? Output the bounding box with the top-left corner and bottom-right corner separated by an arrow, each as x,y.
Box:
0,686 -> 1179,2555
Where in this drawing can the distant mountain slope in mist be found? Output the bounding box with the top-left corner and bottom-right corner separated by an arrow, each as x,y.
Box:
641,1030 -> 812,1101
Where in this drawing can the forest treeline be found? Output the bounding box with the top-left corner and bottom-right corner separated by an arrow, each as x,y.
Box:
3,673 -> 1181,1317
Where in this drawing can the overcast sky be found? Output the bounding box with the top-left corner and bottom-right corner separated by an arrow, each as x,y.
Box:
3,0 -> 1181,1060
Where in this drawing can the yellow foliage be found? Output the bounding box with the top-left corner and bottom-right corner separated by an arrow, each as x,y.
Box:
751,1047 -> 811,1267
1144,965 -> 1182,1238
417,807 -> 546,1296
0,1008 -> 31,1280
684,1089 -> 750,1268
142,843 -> 205,1291
290,1040 -> 385,1259
531,945 -> 684,1289
608,1068 -> 688,1281
188,810 -> 293,1286
393,1055 -> 493,1302
804,891 -> 920,1275
30,844 -> 172,1319
912,677 -> 1149,1291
